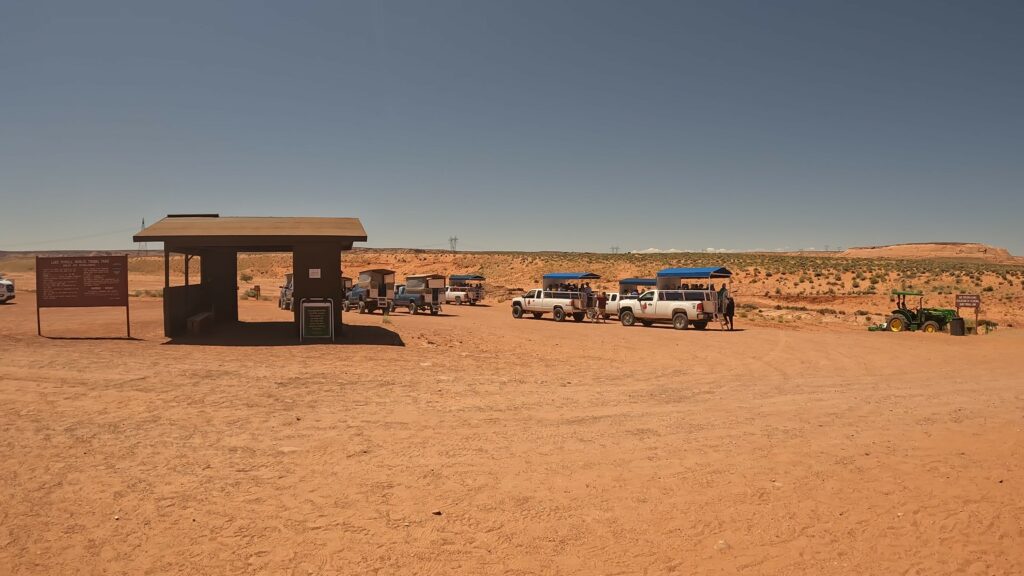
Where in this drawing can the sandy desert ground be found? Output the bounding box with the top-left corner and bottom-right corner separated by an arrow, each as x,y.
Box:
1,261 -> 1023,574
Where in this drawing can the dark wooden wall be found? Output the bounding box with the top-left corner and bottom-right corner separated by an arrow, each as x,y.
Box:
292,243 -> 343,335
201,249 -> 238,324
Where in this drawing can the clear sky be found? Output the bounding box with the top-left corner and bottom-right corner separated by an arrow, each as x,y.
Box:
1,1 -> 1021,253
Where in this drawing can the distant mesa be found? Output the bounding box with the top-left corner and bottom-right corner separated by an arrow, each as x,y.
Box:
839,242 -> 1018,263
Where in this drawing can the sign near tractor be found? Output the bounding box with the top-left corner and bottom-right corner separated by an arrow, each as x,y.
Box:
955,294 -> 980,308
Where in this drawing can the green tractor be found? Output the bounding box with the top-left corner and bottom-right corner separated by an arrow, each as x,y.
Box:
885,290 -> 957,333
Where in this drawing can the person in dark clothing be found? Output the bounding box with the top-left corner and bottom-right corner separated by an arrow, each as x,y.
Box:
725,297 -> 736,330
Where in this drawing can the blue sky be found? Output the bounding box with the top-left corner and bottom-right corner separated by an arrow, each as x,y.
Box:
2,1 -> 1022,253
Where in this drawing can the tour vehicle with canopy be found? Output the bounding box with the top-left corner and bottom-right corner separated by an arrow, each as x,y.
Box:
511,272 -> 601,322
446,274 -> 485,305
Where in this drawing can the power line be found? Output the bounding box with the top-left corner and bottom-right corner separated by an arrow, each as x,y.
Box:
1,226 -> 139,249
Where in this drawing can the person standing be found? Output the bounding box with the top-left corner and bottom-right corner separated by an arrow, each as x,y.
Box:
725,297 -> 736,331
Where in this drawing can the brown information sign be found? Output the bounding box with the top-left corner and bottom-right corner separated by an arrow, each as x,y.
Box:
37,256 -> 129,308
955,294 -> 980,309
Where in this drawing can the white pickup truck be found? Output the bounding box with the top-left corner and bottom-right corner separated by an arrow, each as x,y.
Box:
511,289 -> 589,322
617,290 -> 713,330
0,278 -> 14,304
445,285 -> 483,305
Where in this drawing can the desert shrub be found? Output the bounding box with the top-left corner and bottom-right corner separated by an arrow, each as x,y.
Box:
983,286 -> 994,292
855,310 -> 870,316
240,272 -> 254,282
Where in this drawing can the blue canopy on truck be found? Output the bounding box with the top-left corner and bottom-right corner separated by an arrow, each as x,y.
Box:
449,274 -> 485,282
656,267 -> 732,279
542,272 -> 601,280
618,278 -> 656,286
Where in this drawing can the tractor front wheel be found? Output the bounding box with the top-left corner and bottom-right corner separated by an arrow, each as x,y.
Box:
922,320 -> 940,333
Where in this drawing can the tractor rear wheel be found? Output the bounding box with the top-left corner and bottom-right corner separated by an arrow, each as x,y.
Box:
922,320 -> 940,333
886,316 -> 906,332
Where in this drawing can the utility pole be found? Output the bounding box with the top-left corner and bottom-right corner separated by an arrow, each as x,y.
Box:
610,246 -> 620,254
138,218 -> 147,256
449,236 -> 458,252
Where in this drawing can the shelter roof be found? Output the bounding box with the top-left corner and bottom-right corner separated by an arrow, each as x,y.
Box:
133,215 -> 367,250
449,274 -> 486,281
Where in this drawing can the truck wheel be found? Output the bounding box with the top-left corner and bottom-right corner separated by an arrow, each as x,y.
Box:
358,301 -> 366,314
572,312 -> 585,322
512,305 -> 524,319
691,321 -> 708,330
553,307 -> 566,322
922,320 -> 940,333
672,313 -> 689,330
532,312 -> 543,319
620,310 -> 636,326
886,316 -> 906,332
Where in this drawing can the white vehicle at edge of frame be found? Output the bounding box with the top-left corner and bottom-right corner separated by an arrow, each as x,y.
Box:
0,277 -> 14,304
510,288 -> 590,322
616,289 -> 714,330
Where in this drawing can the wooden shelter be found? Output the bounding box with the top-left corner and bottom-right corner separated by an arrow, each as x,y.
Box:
134,214 -> 367,337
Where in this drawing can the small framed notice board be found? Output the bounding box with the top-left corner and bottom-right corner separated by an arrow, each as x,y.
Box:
300,298 -> 334,342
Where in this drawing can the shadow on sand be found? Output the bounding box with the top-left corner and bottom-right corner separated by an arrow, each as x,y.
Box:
163,321 -> 405,347
41,335 -> 142,341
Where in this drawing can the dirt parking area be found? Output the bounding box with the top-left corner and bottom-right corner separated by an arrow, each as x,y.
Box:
1,291 -> 1022,575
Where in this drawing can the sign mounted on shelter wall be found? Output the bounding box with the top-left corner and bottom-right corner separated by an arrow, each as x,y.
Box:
300,299 -> 334,342
308,268 -> 321,279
